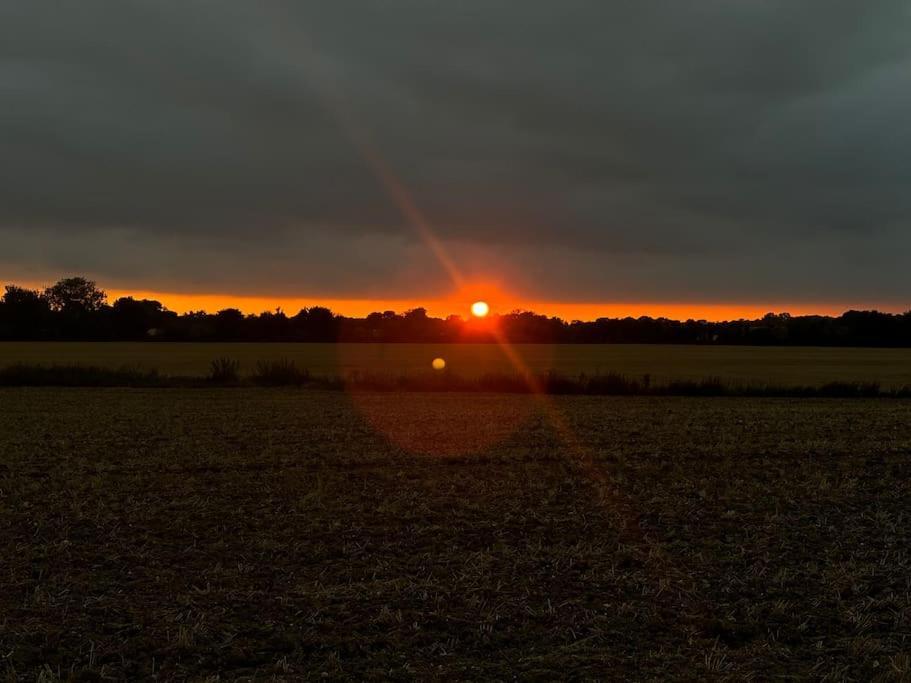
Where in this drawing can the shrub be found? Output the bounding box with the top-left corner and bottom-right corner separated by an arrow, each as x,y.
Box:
252,358 -> 309,386
208,357 -> 240,384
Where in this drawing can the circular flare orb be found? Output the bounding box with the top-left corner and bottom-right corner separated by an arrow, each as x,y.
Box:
431,357 -> 446,370
470,301 -> 490,318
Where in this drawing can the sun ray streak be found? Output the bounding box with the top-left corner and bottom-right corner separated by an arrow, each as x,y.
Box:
273,9 -> 672,559
263,10 -> 714,626
275,26 -> 464,291
488,324 -> 646,539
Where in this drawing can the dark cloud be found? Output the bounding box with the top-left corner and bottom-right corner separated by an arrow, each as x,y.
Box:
1,1 -> 910,303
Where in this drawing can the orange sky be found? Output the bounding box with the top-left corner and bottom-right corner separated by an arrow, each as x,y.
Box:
94,288 -> 903,322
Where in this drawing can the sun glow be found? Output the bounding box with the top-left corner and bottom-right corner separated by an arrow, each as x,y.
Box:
431,357 -> 446,370
470,301 -> 490,318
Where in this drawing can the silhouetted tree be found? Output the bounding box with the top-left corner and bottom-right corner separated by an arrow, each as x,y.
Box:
44,277 -> 107,313
292,306 -> 337,341
111,297 -> 171,339
0,286 -> 51,338
213,308 -> 246,340
251,309 -> 290,340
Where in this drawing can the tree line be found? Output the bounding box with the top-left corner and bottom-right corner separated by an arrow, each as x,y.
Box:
3,277 -> 911,346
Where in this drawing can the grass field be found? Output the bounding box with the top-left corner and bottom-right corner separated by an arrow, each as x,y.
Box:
2,388 -> 911,679
4,341 -> 911,387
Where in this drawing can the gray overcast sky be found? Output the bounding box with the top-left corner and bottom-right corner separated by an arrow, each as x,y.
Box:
1,1 -> 910,305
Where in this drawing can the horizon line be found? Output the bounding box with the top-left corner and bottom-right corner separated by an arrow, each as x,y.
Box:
6,280 -> 908,322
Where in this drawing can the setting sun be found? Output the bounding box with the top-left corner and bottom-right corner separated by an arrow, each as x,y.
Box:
471,301 -> 490,318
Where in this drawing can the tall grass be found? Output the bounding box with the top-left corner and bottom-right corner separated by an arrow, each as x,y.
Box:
208,357 -> 240,384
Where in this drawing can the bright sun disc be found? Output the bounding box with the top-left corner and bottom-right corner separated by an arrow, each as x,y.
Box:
431,357 -> 446,370
471,301 -> 490,317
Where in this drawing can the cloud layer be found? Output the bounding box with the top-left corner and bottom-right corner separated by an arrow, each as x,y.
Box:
2,1 -> 910,304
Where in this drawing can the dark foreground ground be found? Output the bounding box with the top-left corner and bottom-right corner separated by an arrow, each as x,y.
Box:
1,389 -> 910,680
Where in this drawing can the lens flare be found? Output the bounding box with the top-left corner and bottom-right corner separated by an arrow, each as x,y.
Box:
431,357 -> 446,370
471,301 -> 490,318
